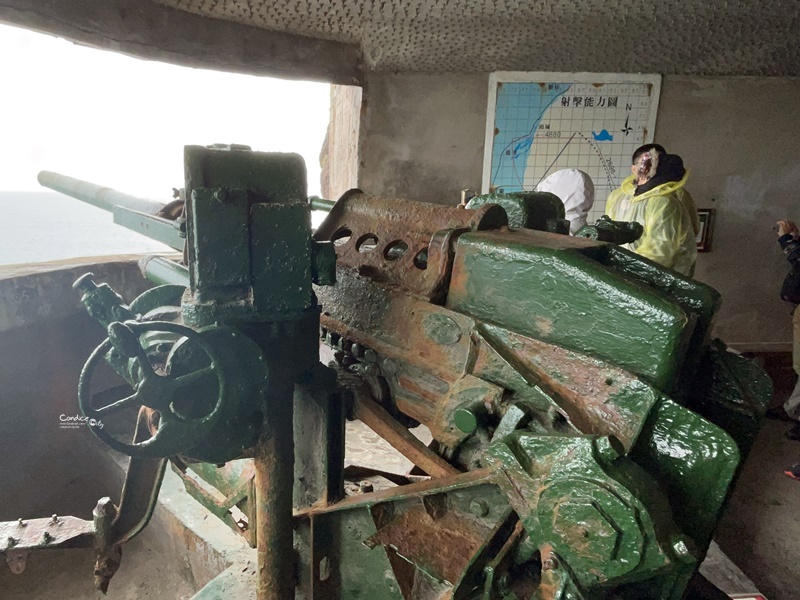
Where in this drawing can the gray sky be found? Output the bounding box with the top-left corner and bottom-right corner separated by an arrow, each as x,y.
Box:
0,23 -> 330,198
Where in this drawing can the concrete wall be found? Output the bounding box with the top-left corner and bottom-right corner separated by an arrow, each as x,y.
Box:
350,73 -> 800,348
655,77 -> 800,349
358,73 -> 488,204
320,85 -> 362,200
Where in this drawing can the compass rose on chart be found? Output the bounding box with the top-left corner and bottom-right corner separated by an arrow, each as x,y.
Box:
621,115 -> 633,136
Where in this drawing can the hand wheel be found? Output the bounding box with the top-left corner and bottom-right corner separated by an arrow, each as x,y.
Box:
78,320 -> 226,458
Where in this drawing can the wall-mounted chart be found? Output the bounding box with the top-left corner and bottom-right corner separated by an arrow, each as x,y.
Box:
482,72 -> 661,223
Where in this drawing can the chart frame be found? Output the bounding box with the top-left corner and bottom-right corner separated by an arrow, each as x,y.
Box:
481,71 -> 662,194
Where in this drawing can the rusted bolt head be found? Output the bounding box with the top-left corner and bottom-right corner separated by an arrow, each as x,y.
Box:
543,556 -> 559,571
382,358 -> 398,375
43,532 -> 53,543
469,499 -> 490,517
50,514 -> 58,524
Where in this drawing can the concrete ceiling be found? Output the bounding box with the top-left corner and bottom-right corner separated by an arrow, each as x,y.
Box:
2,0 -> 799,83
158,0 -> 800,76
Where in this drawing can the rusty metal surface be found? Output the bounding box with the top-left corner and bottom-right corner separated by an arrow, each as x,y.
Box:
255,385 -> 296,600
112,408 -> 168,545
351,389 -> 459,478
314,190 -> 507,301
173,460 -> 257,546
296,468 -> 495,520
0,515 -> 94,553
318,271 -> 486,445
365,503 -> 486,585
93,497 -> 121,594
475,325 -> 658,452
319,273 -> 475,379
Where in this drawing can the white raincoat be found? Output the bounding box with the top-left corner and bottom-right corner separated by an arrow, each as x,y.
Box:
536,169 -> 596,234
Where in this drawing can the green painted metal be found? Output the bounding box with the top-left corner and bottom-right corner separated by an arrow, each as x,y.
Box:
182,145 -> 315,327
138,256 -> 190,287
309,196 -> 336,212
447,229 -> 695,390
308,192 -> 768,598
36,171 -> 187,250
689,340 -> 771,458
72,272 -> 136,329
111,205 -> 186,250
631,398 -> 740,550
575,215 -> 643,245
466,191 -> 568,232
453,406 -> 480,433
488,433 -> 694,597
38,170 -> 166,215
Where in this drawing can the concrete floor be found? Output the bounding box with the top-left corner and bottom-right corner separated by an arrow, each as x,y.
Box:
715,417 -> 800,600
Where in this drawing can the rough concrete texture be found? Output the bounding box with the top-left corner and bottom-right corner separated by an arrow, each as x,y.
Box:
655,77 -> 800,350
157,0 -> 800,76
2,1 -> 799,79
321,85 -> 363,200
0,0 -> 361,84
358,72 -> 488,205
715,417 -> 800,600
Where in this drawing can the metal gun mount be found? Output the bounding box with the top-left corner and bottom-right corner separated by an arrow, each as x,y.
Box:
575,215 -> 645,245
465,192 -> 644,244
4,144 -> 769,600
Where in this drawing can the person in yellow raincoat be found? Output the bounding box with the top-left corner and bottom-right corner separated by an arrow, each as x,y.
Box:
605,144 -> 700,276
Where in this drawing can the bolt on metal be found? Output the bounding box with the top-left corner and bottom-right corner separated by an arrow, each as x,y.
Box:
543,556 -> 559,571
469,498 -> 490,517
671,535 -> 696,564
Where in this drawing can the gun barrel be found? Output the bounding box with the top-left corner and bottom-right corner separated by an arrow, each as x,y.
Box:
38,171 -> 166,216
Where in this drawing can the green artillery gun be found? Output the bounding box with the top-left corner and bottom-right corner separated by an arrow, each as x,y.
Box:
2,144 -> 769,600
